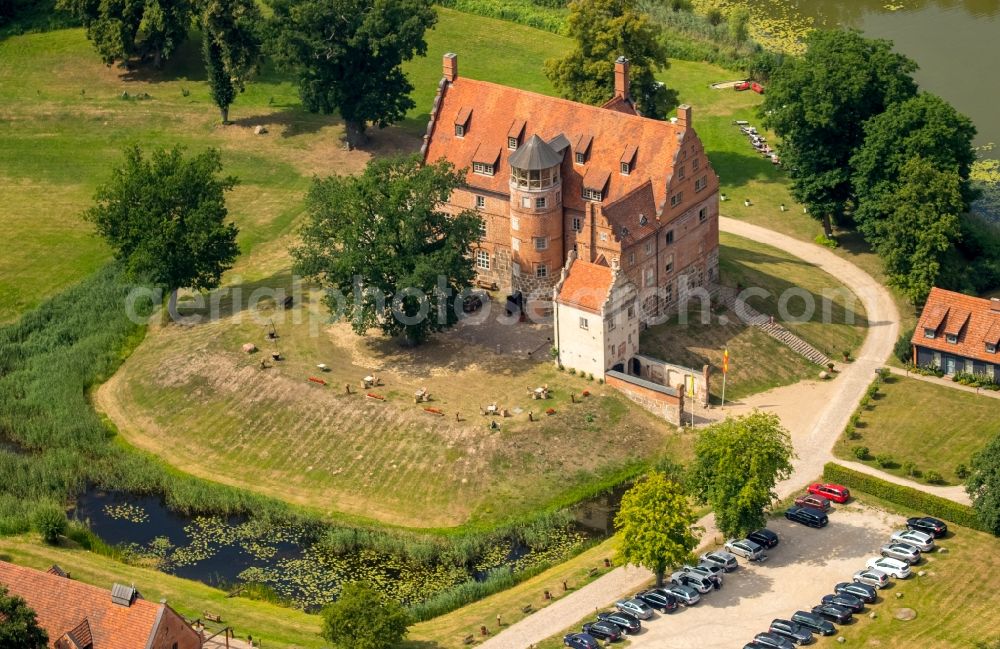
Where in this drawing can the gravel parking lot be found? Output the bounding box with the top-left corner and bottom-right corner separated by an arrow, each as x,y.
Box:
624,505 -> 903,648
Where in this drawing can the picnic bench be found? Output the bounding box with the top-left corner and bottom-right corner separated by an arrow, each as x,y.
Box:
203,612 -> 223,623
414,387 -> 430,403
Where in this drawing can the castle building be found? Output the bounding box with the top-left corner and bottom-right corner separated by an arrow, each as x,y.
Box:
421,52 -> 720,320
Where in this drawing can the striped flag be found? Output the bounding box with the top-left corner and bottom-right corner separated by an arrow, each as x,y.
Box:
722,348 -> 730,374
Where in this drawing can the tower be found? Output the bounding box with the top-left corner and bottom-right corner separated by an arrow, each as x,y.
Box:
507,134 -> 565,296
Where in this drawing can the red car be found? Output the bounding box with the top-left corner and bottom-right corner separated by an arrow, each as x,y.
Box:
794,493 -> 831,511
808,483 -> 850,503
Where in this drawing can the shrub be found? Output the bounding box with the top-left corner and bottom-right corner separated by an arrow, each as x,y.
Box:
844,424 -> 858,440
849,412 -> 861,427
33,504 -> 67,544
568,368 -> 576,375
925,470 -> 945,485
859,395 -> 871,409
876,367 -> 891,381
901,461 -> 918,477
852,446 -> 869,460
956,463 -> 970,479
866,383 -> 879,399
822,463 -> 986,532
894,328 -> 915,364
875,453 -> 894,468
814,233 -> 838,248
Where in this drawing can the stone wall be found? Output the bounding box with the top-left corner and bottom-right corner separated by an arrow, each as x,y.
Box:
605,370 -> 684,425
631,354 -> 710,406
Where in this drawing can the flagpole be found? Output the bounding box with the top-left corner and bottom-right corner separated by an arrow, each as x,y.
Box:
721,372 -> 727,410
721,348 -> 728,410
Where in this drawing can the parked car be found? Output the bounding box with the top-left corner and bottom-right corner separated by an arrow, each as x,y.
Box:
596,611 -> 641,634
768,618 -> 815,645
834,581 -> 877,603
581,620 -> 622,642
790,610 -> 836,636
794,493 -> 831,512
753,631 -> 796,649
699,550 -> 739,571
811,603 -> 852,624
748,528 -> 780,549
880,542 -> 921,564
807,482 -> 851,503
615,598 -> 654,620
906,516 -> 948,538
564,632 -> 600,648
662,583 -> 701,606
821,592 -> 865,613
853,569 -> 890,589
725,538 -> 766,561
866,556 -> 911,579
785,505 -> 828,528
743,643 -> 769,649
635,588 -> 677,613
684,563 -> 724,587
891,529 -> 935,552
670,570 -> 714,593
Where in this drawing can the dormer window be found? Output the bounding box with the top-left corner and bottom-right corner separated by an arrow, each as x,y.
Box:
924,328 -> 936,339
507,119 -> 525,150
454,106 -> 472,138
639,214 -> 647,226
575,134 -> 593,165
946,334 -> 958,344
621,162 -> 631,175
472,144 -> 500,177
583,187 -> 603,201
508,137 -> 518,150
582,168 -> 609,203
987,342 -> 997,354
621,226 -> 630,237
473,162 -> 494,176
576,152 -> 586,165
620,144 -> 637,176
454,124 -> 465,137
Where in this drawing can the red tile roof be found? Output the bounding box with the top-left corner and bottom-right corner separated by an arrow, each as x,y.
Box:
556,259 -> 614,314
912,287 -> 1000,364
423,72 -> 685,212
602,180 -> 658,245
0,560 -> 178,649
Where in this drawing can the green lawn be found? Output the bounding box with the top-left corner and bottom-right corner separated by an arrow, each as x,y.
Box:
834,374 -> 1000,485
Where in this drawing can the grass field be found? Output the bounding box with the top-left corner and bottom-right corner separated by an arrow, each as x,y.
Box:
834,375 -> 1000,485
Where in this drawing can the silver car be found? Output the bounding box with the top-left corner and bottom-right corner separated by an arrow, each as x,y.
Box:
615,598 -> 653,620
725,538 -> 765,561
669,570 -> 713,593
686,563 -> 724,586
699,550 -> 739,571
891,529 -> 935,552
867,556 -> 911,579
853,568 -> 890,589
880,542 -> 920,564
663,582 -> 701,605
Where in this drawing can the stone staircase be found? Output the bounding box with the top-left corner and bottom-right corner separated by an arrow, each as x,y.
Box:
718,287 -> 833,367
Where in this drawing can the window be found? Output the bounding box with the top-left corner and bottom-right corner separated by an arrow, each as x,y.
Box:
599,232 -> 608,241
475,195 -> 485,209
535,197 -> 547,209
583,187 -> 603,201
511,217 -> 519,231
508,136 -> 518,150
670,192 -> 683,207
695,175 -> 708,192
644,267 -> 655,287
924,328 -> 936,339
608,318 -> 616,331
478,219 -> 487,237
665,283 -> 673,303
692,157 -> 700,170
575,152 -> 586,165
512,238 -> 520,251
677,165 -> 686,180
988,343 -> 998,354
579,317 -> 589,330
699,206 -> 708,222
511,166 -> 559,189
475,249 -> 490,269
666,230 -> 675,244
572,216 -> 582,232
473,162 -> 494,176
620,162 -> 631,175
946,334 -> 958,344
628,304 -> 635,319
966,359 -> 975,373
628,252 -> 635,265
536,264 -> 548,278
533,237 -> 548,251
521,196 -> 531,208
645,241 -> 653,256
455,124 -> 465,137
665,254 -> 673,272
513,262 -> 521,276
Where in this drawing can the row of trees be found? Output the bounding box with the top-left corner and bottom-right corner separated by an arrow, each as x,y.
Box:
761,29 -> 979,304
58,0 -> 436,145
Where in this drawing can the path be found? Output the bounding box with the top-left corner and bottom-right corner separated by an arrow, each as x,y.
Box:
888,365 -> 1000,400
477,216 -> 903,649
836,458 -> 971,504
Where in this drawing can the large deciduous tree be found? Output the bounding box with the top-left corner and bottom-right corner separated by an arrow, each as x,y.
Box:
690,411 -> 795,539
761,29 -> 918,236
269,0 -> 436,147
320,582 -> 409,649
292,156 -> 480,346
0,586 -> 48,649
614,472 -> 699,586
870,157 -> 965,304
544,0 -> 670,118
85,146 -> 239,317
202,0 -> 262,124
57,0 -> 195,66
966,432 -> 1000,536
851,93 -> 977,245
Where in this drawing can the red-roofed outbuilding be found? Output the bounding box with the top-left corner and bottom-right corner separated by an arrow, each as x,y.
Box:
911,287 -> 1000,379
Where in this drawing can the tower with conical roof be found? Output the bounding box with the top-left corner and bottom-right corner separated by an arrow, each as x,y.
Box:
507,134 -> 565,295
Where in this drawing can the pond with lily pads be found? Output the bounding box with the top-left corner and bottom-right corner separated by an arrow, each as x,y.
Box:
74,489 -> 600,612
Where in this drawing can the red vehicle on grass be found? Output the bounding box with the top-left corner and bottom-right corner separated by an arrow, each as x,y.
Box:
734,81 -> 751,91
808,482 -> 850,503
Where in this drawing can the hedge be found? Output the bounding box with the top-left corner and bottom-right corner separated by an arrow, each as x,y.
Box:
822,462 -> 988,534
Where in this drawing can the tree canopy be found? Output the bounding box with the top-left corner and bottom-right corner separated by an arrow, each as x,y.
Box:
202,0 -> 263,124
320,582 -> 409,649
56,0 -> 194,66
0,586 -> 48,649
85,146 -> 239,316
614,472 -> 699,586
544,0 -> 670,118
851,92 -> 977,245
761,29 -> 918,235
269,0 -> 436,146
966,431 -> 1000,536
292,155 -> 480,346
689,411 -> 795,538
871,157 -> 965,304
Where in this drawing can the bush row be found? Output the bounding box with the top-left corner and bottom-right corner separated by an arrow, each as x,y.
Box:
822,462 -> 986,533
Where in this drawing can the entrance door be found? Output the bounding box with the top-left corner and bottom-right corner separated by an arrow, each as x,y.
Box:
945,356 -> 956,374
629,357 -> 641,376
611,363 -> 624,373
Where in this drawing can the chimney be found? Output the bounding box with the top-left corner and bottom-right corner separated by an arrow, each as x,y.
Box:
614,56 -> 630,100
676,104 -> 692,130
443,52 -> 458,82
992,297 -> 1000,312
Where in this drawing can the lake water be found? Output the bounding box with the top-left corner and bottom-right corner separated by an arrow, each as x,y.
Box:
751,0 -> 999,153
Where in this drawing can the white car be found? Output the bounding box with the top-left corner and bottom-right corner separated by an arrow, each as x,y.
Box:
724,538 -> 765,561
853,568 -> 890,589
867,556 -> 911,579
891,529 -> 935,552
615,598 -> 654,620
